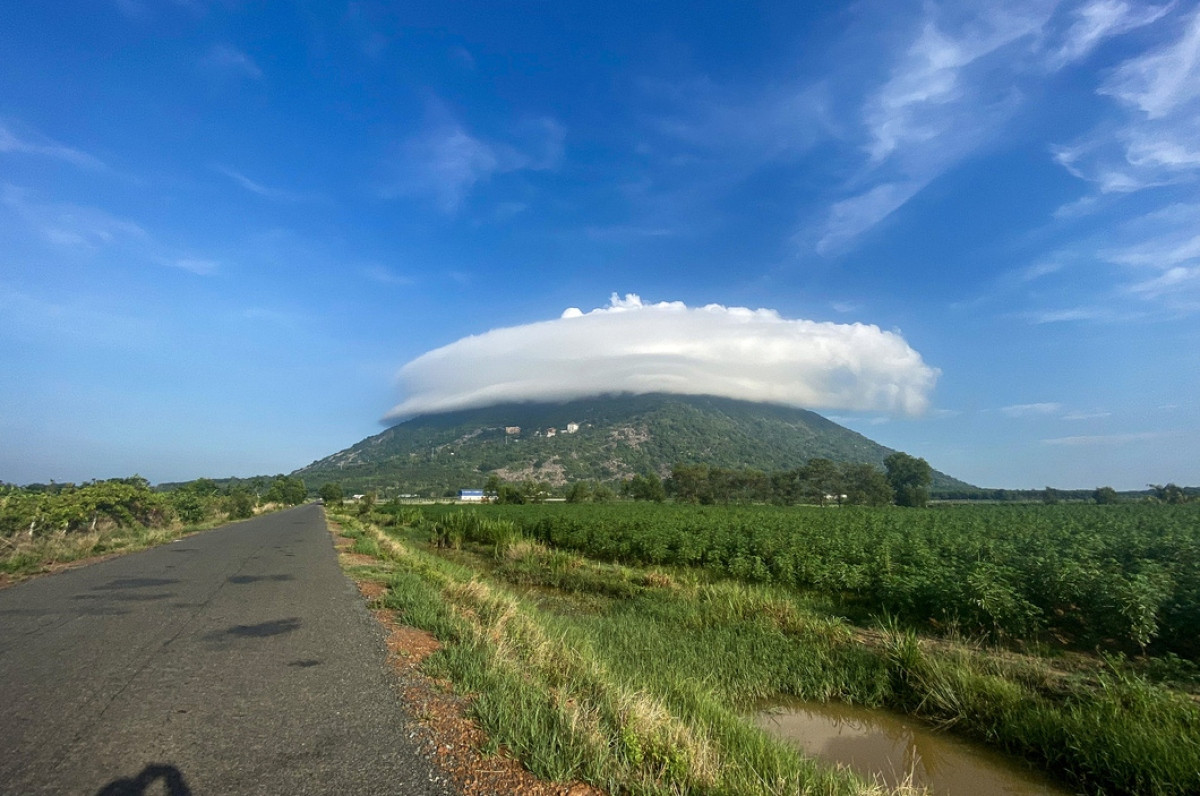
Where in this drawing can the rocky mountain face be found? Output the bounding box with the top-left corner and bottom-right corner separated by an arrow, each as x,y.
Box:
294,393 -> 972,496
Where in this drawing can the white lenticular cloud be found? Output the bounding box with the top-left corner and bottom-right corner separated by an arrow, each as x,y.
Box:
384,294 -> 939,421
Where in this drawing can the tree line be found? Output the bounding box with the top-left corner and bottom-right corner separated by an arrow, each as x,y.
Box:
438,452 -> 934,507
934,483 -> 1197,504
1,474 -> 311,538
661,452 -> 930,507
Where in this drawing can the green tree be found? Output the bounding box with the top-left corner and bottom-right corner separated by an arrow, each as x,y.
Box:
170,478 -> 222,525
226,487 -> 255,520
800,458 -> 842,505
318,482 -> 344,506
495,484 -> 526,504
770,469 -> 803,505
591,483 -> 616,503
186,478 -> 220,497
1093,486 -> 1120,504
565,481 -> 593,503
669,464 -> 714,504
624,473 -> 666,502
173,492 -> 208,525
884,452 -> 932,508
265,476 -> 307,506
521,480 -> 550,504
484,474 -> 501,499
841,463 -> 894,506
1150,483 -> 1189,504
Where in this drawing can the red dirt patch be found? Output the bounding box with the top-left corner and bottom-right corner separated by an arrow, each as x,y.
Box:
357,580 -> 387,603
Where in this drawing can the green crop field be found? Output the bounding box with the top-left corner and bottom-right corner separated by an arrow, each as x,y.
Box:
336,500 -> 1200,795
420,502 -> 1200,657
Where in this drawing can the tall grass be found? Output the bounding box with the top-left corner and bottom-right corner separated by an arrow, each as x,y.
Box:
2,522 -> 201,578
345,515 -> 899,795
338,508 -> 1200,795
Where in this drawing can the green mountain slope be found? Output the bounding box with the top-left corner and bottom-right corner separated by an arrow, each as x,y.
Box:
294,393 -> 973,496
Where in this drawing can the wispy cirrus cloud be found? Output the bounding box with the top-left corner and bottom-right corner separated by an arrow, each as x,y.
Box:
383,102 -> 564,214
1042,201 -> 1200,316
170,257 -> 220,276
817,181 -> 924,254
814,0 -> 1181,254
449,45 -> 476,70
1055,7 -> 1200,193
198,44 -> 263,80
815,2 -> 1057,253
643,75 -> 831,162
1063,409 -> 1112,420
344,2 -> 390,60
1103,7 -> 1200,118
0,120 -> 106,170
0,281 -> 153,347
1,183 -> 219,275
991,8 -> 1200,323
1049,0 -> 1174,68
1,183 -> 146,249
1022,305 -> 1125,323
861,7 -> 1049,165
362,265 -> 413,286
1001,402 -> 1064,417
1043,431 -> 1166,445
571,75 -> 836,242
622,2 -> 1176,257
214,165 -> 317,202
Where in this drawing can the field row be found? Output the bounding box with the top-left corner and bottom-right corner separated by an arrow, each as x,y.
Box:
408,502 -> 1200,657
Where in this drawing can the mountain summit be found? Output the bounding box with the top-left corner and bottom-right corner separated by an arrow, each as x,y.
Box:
295,393 -> 971,496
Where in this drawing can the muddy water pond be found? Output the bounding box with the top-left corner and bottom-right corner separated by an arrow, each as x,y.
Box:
753,700 -> 1073,795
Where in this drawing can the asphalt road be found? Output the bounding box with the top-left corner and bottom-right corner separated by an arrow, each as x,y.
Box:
0,504 -> 453,795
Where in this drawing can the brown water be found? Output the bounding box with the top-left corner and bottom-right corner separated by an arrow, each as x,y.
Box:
753,700 -> 1073,795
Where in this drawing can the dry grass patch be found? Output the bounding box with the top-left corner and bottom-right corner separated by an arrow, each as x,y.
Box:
328,513 -> 604,796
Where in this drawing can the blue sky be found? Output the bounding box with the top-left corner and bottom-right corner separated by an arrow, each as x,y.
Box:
2,0 -> 1198,490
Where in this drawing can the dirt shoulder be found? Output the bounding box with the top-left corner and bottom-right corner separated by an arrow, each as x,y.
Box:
329,521 -> 603,796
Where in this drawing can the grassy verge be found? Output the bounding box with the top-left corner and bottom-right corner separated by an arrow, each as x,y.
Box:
333,510 -> 1200,795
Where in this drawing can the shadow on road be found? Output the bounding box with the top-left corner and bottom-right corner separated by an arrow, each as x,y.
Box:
206,617 -> 303,640
92,578 -> 179,590
96,763 -> 191,795
227,574 -> 294,584
73,592 -> 174,603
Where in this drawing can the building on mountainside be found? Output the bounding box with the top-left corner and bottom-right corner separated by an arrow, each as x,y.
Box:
505,426 -> 521,435
459,489 -> 484,502
546,427 -> 557,437
566,423 -> 579,434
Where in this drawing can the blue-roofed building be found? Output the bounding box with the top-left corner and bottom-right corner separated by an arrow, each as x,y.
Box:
459,489 -> 485,502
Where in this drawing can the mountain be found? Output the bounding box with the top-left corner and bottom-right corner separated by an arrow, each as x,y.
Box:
294,393 -> 973,496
